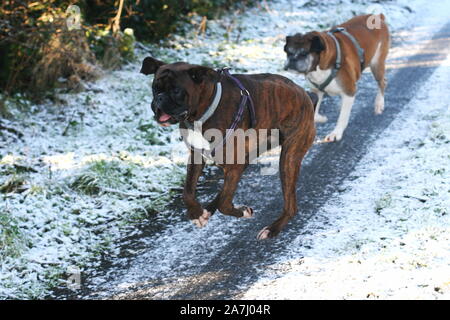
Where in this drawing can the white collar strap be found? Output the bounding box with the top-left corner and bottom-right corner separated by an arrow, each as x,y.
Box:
198,82 -> 222,124
185,82 -> 222,129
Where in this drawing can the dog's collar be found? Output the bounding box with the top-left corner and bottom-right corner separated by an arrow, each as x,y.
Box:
184,82 -> 222,129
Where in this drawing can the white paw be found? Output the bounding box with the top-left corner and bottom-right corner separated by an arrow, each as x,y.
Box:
192,209 -> 211,228
314,113 -> 328,123
374,95 -> 385,115
257,227 -> 271,240
323,130 -> 343,142
242,207 -> 254,218
374,101 -> 384,115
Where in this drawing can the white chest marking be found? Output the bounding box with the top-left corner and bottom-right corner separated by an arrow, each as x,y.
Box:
307,66 -> 343,96
186,129 -> 211,150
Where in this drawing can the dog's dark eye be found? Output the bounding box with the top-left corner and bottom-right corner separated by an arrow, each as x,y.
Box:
284,47 -> 293,55
172,87 -> 181,95
153,84 -> 163,95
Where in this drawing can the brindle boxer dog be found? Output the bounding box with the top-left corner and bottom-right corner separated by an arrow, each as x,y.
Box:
140,57 -> 316,239
284,14 -> 390,142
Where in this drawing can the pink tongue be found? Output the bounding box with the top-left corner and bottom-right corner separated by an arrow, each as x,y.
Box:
159,112 -> 171,122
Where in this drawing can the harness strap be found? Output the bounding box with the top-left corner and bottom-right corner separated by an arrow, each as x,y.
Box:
310,27 -> 365,92
209,68 -> 257,156
335,27 -> 365,70
221,68 -> 257,128
310,31 -> 341,91
183,67 -> 257,158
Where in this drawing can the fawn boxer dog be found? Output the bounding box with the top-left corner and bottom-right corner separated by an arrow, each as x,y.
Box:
284,14 -> 390,142
140,57 -> 316,239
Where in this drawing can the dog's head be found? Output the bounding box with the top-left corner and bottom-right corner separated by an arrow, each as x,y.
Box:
140,57 -> 219,126
284,32 -> 325,74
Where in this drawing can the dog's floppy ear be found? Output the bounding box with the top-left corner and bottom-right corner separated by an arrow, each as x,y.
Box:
187,66 -> 219,84
310,35 -> 325,53
286,33 -> 303,44
140,56 -> 166,75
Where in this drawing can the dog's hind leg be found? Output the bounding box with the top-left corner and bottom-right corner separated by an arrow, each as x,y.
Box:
216,164 -> 254,219
257,130 -> 314,240
184,151 -> 210,228
370,41 -> 389,115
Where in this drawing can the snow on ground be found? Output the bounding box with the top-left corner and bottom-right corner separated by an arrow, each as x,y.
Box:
241,54 -> 450,300
0,66 -> 187,298
0,0 -> 432,299
158,0 -> 415,84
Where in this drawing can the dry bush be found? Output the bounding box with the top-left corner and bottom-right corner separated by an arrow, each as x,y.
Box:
0,1 -> 103,101
32,18 -> 102,93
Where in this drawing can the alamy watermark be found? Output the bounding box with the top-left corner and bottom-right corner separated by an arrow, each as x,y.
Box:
66,265 -> 81,290
66,5 -> 81,31
166,122 -> 281,175
366,4 -> 384,30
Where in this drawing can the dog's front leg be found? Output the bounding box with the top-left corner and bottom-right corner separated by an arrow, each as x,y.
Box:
313,90 -> 327,123
216,165 -> 254,219
184,150 -> 210,228
324,94 -> 355,142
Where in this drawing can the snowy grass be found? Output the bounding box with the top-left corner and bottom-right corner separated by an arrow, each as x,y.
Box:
0,63 -> 187,298
0,0 -> 421,299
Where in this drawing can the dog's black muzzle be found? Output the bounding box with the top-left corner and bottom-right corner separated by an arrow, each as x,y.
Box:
151,93 -> 188,125
284,59 -> 297,71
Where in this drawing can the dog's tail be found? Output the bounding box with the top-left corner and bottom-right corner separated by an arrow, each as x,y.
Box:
306,91 -> 318,111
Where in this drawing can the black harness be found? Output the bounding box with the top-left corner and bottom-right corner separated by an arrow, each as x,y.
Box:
310,27 -> 365,92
